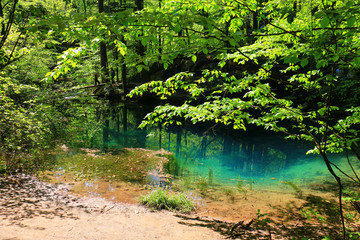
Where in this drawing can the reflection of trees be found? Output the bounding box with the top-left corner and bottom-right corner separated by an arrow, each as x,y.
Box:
175,129 -> 182,156
76,102 -> 309,178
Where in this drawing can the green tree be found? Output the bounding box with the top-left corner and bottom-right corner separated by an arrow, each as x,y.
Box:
0,0 -> 72,171
128,0 -> 360,238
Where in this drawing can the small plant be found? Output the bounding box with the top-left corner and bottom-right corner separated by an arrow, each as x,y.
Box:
249,178 -> 254,191
256,209 -> 268,220
140,188 -> 195,213
237,176 -> 247,193
346,228 -> 360,240
196,176 -> 208,195
222,187 -> 236,202
345,212 -> 360,222
208,168 -> 213,186
300,208 -> 327,222
255,209 -> 271,226
343,189 -> 360,213
283,181 -> 303,198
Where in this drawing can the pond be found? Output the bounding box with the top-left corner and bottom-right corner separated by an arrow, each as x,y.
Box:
65,100 -> 356,194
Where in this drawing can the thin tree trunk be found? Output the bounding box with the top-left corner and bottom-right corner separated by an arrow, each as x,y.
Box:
158,125 -> 162,149
121,37 -> 128,94
98,0 -> 109,83
0,0 -> 5,36
103,119 -> 109,149
82,0 -> 87,15
176,129 -> 182,156
123,106 -> 128,145
320,152 -> 346,239
113,47 -> 119,83
135,0 -> 144,11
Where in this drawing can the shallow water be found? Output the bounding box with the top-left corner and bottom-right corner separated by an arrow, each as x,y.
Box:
66,103 -> 359,195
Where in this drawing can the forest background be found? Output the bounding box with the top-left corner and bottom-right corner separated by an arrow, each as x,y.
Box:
1,0 -> 360,239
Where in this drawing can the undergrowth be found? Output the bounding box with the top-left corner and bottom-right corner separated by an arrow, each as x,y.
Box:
140,188 -> 195,213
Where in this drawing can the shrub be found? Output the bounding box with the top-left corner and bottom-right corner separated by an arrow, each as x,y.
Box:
140,188 -> 195,213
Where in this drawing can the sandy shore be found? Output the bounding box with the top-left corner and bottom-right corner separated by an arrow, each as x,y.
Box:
0,174 -> 225,240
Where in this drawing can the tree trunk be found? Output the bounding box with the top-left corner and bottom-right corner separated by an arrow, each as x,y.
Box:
121,37 -> 128,94
0,0 -> 5,36
122,106 -> 128,145
135,0 -> 145,56
158,125 -> 162,149
135,0 -> 144,11
103,119 -> 109,149
98,0 -> 109,83
176,129 -> 182,156
113,47 -> 119,83
82,0 -> 87,15
98,0 -> 104,12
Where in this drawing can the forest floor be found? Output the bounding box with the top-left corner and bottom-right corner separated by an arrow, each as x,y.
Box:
0,173 -> 350,240
0,174 -> 225,240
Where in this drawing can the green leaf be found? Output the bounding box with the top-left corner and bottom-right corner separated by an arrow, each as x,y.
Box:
174,24 -> 181,33
353,57 -> 360,65
300,58 -> 309,67
229,39 -> 236,47
284,56 -> 291,64
316,61 -> 322,69
284,55 -> 298,64
191,55 -> 197,63
347,17 -> 356,28
172,8 -> 181,15
141,37 -> 149,46
320,17 -> 330,28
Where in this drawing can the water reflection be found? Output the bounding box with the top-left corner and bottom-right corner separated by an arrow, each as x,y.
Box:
67,102 -> 351,190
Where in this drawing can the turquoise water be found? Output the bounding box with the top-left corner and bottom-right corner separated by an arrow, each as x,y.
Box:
69,103 -> 357,192
143,127 -> 335,191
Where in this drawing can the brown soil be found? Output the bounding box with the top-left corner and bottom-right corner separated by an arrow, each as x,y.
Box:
0,174 -> 225,240
0,203 -> 226,240
0,173 -> 355,240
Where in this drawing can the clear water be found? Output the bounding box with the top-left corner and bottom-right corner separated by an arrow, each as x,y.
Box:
68,102 -> 357,192
143,127 -> 337,191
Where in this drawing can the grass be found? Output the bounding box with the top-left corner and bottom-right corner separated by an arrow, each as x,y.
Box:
140,188 -> 195,213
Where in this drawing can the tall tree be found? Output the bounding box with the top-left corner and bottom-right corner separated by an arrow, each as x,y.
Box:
0,0 -> 19,71
98,0 -> 109,83
128,1 -> 360,237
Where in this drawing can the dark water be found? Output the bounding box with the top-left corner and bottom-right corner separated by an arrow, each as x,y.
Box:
68,101 -> 355,191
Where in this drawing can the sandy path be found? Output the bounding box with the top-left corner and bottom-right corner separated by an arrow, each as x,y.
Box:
0,205 -> 225,240
0,174 -> 225,240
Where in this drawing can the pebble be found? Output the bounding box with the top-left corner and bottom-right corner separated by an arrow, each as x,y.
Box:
0,173 -> 104,222
0,173 -> 149,224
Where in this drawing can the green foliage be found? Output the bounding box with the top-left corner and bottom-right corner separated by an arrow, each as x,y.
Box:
300,208 -> 328,222
255,209 -> 271,227
127,0 -> 360,162
1,1 -> 360,238
140,188 -> 195,213
0,76 -> 52,171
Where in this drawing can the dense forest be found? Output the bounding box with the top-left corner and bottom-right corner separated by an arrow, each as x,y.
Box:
1,0 -> 360,238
